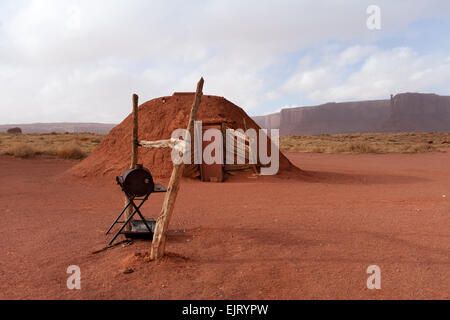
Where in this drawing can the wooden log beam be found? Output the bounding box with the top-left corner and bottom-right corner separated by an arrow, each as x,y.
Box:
123,93 -> 139,231
224,164 -> 255,171
139,138 -> 187,153
150,77 -> 204,260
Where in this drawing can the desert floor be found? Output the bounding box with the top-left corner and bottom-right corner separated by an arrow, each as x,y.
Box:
0,151 -> 449,299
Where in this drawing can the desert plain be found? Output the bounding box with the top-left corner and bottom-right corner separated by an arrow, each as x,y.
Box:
0,132 -> 448,299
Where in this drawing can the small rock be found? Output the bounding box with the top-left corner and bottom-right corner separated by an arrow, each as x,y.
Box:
122,240 -> 133,247
123,268 -> 134,274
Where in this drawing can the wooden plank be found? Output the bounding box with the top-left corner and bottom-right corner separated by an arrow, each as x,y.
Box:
139,139 -> 174,149
139,138 -> 187,152
224,164 -> 255,171
150,77 -> 204,260
225,127 -> 249,164
200,124 -> 224,182
243,117 -> 259,175
183,164 -> 200,178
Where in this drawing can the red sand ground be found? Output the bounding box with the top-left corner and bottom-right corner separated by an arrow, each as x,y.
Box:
0,150 -> 449,299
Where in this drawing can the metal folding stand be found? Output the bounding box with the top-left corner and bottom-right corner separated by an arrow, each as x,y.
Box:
106,180 -> 167,246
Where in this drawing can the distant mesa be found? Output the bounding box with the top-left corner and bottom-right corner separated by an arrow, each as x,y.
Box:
0,123 -> 116,134
7,127 -> 22,134
2,92 -> 449,136
253,93 -> 450,134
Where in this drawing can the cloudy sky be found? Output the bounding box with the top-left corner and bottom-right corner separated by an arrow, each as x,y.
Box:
1,0 -> 450,124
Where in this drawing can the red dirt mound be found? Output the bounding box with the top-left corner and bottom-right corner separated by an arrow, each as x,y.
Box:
67,94 -> 302,179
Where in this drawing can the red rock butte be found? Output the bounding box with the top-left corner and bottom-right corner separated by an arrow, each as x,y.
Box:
253,93 -> 450,134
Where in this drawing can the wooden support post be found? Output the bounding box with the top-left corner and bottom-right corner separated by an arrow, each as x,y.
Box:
243,117 -> 259,175
131,94 -> 139,169
123,93 -> 139,231
150,78 -> 204,260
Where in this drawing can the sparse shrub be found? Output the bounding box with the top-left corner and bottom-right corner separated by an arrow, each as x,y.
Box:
56,143 -> 86,160
6,143 -> 37,158
278,132 -> 444,154
348,142 -> 379,153
401,143 -> 436,153
311,146 -> 325,153
333,142 -> 380,154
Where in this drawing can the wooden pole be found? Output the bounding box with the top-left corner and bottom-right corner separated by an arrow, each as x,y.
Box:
131,94 -> 139,169
150,77 -> 204,260
123,93 -> 139,231
243,117 -> 259,175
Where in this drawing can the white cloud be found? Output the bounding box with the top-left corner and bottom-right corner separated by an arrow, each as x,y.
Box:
283,67 -> 334,93
336,45 -> 377,66
279,46 -> 450,103
1,0 -> 450,123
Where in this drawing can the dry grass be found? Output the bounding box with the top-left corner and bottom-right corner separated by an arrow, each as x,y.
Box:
1,131 -> 448,159
280,132 -> 450,154
56,143 -> 86,160
5,143 -> 37,158
0,132 -> 104,159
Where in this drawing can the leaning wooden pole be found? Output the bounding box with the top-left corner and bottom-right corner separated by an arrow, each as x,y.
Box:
150,77 -> 204,259
123,93 -> 139,231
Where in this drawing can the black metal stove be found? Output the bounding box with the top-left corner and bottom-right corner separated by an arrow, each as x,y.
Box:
106,164 -> 166,245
